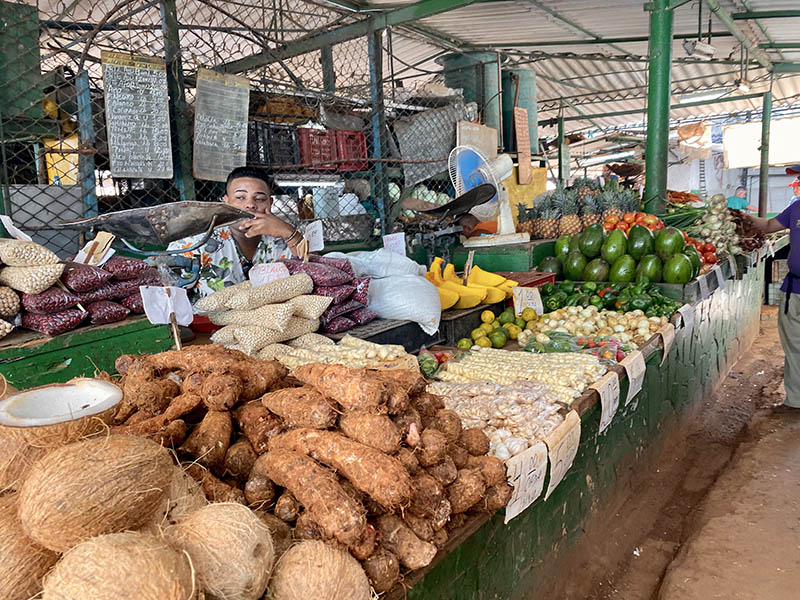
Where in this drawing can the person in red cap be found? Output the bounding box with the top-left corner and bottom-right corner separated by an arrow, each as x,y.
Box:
790,177 -> 800,206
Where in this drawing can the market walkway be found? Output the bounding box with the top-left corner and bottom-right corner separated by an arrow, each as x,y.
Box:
658,410 -> 800,600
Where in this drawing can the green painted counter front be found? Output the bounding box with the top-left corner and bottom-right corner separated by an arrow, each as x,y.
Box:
407,261 -> 764,599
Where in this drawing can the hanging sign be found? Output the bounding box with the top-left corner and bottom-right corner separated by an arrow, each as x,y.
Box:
658,323 -> 676,366
382,232 -> 407,257
620,350 -> 646,406
513,286 -> 543,316
303,220 -> 324,252
249,262 -> 290,287
544,410 -> 581,500
504,440 -> 548,523
591,371 -> 620,434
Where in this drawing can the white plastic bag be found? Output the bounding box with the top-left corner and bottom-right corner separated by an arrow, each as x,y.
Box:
326,249 -> 426,278
367,275 -> 441,335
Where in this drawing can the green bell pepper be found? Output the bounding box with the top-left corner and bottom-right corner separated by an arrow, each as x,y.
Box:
581,282 -> 598,293
576,294 -> 591,307
565,292 -> 582,307
541,282 -> 556,296
603,293 -> 619,309
630,294 -> 652,311
590,295 -> 604,309
560,281 -> 576,294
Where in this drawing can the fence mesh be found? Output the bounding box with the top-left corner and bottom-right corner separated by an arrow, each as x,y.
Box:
0,0 -> 473,258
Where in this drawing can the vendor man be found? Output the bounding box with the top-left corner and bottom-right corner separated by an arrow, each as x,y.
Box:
727,186 -> 757,212
743,207 -> 800,409
169,166 -> 306,300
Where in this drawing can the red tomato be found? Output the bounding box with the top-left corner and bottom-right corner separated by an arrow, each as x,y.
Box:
703,252 -> 717,264
606,215 -> 619,225
623,212 -> 636,224
702,243 -> 716,253
681,230 -> 689,240
655,221 -> 665,230
603,221 -> 616,231
616,222 -> 630,233
644,214 -> 659,226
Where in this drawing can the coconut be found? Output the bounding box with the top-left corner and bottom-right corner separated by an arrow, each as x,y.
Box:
42,531 -> 196,600
141,465 -> 208,535
18,434 -> 173,552
0,494 -> 59,600
0,433 -> 47,492
269,540 -> 371,600
0,378 -> 122,447
166,503 -> 274,600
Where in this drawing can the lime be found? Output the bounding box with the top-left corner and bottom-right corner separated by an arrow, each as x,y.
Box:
521,307 -> 536,321
514,317 -> 526,328
480,310 -> 495,324
475,336 -> 492,348
479,322 -> 494,335
456,338 -> 473,349
491,320 -> 501,329
489,331 -> 507,348
499,311 -> 515,325
470,327 -> 487,341
492,328 -> 509,342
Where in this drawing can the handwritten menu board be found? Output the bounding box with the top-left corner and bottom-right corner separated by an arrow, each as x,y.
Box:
101,51 -> 173,179
193,68 -> 250,182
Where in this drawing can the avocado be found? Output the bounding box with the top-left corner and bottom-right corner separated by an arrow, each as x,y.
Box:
682,245 -> 702,279
564,250 -> 588,281
636,254 -> 663,283
609,255 -> 637,283
627,224 -> 655,261
538,256 -> 562,277
578,224 -> 604,258
663,254 -> 693,284
555,235 -> 571,264
655,227 -> 685,262
601,229 -> 627,264
583,258 -> 610,282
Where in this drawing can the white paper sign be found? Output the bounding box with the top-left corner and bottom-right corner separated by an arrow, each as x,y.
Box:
249,262 -> 290,287
728,256 -> 737,277
140,286 -> 193,326
544,410 -> 581,500
303,220 -> 324,252
382,232 -> 407,257
504,441 -> 548,523
714,265 -> 726,289
512,286 -> 544,316
620,350 -> 646,406
0,216 -> 32,242
591,371 -> 620,434
677,303 -> 695,336
658,323 -> 676,366
698,274 -> 710,299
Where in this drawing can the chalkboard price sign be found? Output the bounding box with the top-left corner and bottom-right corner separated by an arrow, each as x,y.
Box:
101,51 -> 173,179
193,68 -> 250,182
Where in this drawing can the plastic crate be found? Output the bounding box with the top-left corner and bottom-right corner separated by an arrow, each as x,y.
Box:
335,130 -> 368,171
298,128 -> 338,170
247,121 -> 300,168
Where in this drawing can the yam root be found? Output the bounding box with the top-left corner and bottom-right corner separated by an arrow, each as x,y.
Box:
417,428 -> 448,467
433,410 -> 462,444
224,439 -> 257,480
363,549 -> 400,594
200,374 -> 243,411
233,401 -> 282,453
448,444 -> 470,469
163,392 -> 204,421
244,474 -> 276,508
255,511 -> 292,560
114,354 -> 138,375
185,464 -> 246,504
408,472 -> 445,519
179,410 -> 232,472
270,428 -> 412,510
432,527 -> 449,549
447,469 -> 486,514
152,419 -> 188,448
293,363 -> 391,412
479,482 -> 513,513
466,455 -> 507,487
294,511 -> 325,541
349,523 -> 377,561
274,491 -> 300,523
395,447 -> 420,475
123,411 -> 150,426
447,513 -> 467,532
431,498 -> 452,531
260,449 -> 366,546
410,392 -> 445,427
180,370 -> 206,395
427,455 -> 458,487
373,368 -> 426,395
460,428 -> 490,456
392,408 -> 422,448
117,376 -> 179,422
339,411 -> 401,454
376,514 -> 437,570
261,386 -> 337,429
403,513 -> 434,542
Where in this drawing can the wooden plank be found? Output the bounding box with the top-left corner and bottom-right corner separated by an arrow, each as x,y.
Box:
514,107 -> 532,184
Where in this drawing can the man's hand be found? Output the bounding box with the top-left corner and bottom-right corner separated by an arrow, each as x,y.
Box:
742,213 -> 786,234
239,213 -> 294,239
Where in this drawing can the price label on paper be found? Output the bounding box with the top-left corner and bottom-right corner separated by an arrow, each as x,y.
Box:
658,323 -> 676,366
504,441 -> 548,523
714,265 -> 726,290
591,371 -> 620,434
303,220 -> 324,252
249,262 -> 290,287
698,274 -> 710,299
544,410 -> 581,500
513,286 -> 543,316
74,232 -> 116,266
0,216 -> 32,242
677,303 -> 695,336
382,232 -> 407,257
620,350 -> 646,406
140,285 -> 193,327
728,256 -> 737,277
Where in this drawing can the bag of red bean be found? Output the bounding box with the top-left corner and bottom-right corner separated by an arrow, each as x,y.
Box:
61,261 -> 113,292
22,308 -> 87,336
321,298 -> 365,326
349,307 -> 378,326
21,287 -> 80,314
103,255 -> 150,280
120,293 -> 144,314
309,254 -> 354,276
278,259 -> 352,287
352,277 -> 370,305
86,301 -> 130,325
313,284 -> 355,304
323,315 -> 356,334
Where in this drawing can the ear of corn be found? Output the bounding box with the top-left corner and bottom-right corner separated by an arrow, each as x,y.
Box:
0,264 -> 65,294
0,240 -> 59,267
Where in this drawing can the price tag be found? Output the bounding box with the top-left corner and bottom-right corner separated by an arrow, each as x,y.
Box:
0,216 -> 32,242
513,286 -> 543,316
620,350 -> 646,406
74,232 -> 116,266
714,265 -> 726,290
503,441 -> 548,523
382,232 -> 407,257
591,371 -> 620,434
303,220 -> 324,252
698,274 -> 710,299
658,323 -> 676,366
677,303 -> 695,336
249,262 -> 290,287
544,410 -> 581,500
140,285 -> 193,326
728,256 -> 737,277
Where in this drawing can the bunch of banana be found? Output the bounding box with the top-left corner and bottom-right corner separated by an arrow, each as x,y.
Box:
426,258 -> 518,310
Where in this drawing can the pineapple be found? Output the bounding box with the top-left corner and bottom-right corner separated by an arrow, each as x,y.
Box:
572,177 -> 599,205
581,194 -> 602,228
539,197 -> 561,239
558,189 -> 582,236
516,203 -> 535,235
601,191 -> 623,222
620,188 -> 642,215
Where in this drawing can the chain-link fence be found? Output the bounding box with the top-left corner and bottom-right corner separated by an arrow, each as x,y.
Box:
0,0 -> 480,258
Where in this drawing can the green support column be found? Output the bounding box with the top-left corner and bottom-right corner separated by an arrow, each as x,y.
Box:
321,45 -> 336,93
160,0 -> 196,201
368,31 -> 389,236
557,116 -> 565,186
758,91 -> 772,217
643,0 -> 673,214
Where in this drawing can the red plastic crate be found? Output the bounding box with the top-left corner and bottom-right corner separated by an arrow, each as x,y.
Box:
495,271 -> 556,288
335,130 -> 368,171
298,128 -> 337,170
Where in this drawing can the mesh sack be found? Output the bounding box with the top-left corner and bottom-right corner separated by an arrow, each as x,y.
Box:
350,307 -> 378,326
352,277 -> 370,306
21,287 -> 80,314
120,293 -> 144,314
210,325 -> 237,345
0,240 -> 59,267
287,332 -> 335,349
61,262 -> 113,292
256,343 -> 294,360
195,281 -> 252,312
308,254 -> 354,276
0,318 -> 13,341
102,255 -> 150,280
86,301 -> 130,325
277,259 -> 352,287
225,274 -> 313,311
22,308 -> 87,336
207,303 -> 294,331
287,295 -> 333,320
274,317 -> 320,342
313,284 -> 355,304
0,286 -> 20,319
323,316 -> 356,334
0,264 -> 65,295
321,298 -> 365,325
230,326 -> 282,355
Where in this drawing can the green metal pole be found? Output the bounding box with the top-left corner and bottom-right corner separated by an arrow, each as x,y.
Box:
557,115 -> 565,186
758,91 -> 771,218
368,31 -> 389,236
643,0 -> 673,214
320,45 -> 336,93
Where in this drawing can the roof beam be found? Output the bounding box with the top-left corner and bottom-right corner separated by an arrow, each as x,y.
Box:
732,10 -> 800,20
218,0 -> 484,74
773,63 -> 800,74
463,31 -> 734,48
702,0 -> 772,70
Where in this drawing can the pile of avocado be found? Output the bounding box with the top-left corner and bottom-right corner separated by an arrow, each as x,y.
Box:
539,280 -> 681,318
538,224 -> 699,285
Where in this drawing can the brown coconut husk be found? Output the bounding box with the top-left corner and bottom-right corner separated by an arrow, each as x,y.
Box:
0,434 -> 47,493
141,465 -> 208,535
0,494 -> 59,600
166,502 -> 274,600
268,540 -> 371,600
18,434 -> 173,552
42,531 -> 197,600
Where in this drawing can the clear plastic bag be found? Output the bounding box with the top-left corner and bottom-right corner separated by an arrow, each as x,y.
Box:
21,287 -> 80,314
313,284 -> 355,304
349,307 -> 378,326
320,298 -> 365,325
120,293 -> 144,314
308,254 -> 354,276
22,308 -> 87,336
323,315 -> 356,334
61,262 -> 113,292
87,300 -> 130,325
102,255 -> 150,280
352,277 -> 369,305
277,259 -> 352,286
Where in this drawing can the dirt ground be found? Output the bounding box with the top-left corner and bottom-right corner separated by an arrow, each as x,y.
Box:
535,306 -> 799,600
